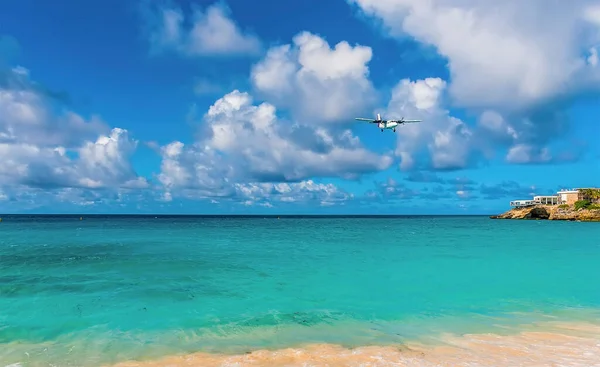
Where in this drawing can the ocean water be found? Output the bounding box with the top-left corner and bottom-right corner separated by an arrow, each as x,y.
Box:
1,215 -> 599,366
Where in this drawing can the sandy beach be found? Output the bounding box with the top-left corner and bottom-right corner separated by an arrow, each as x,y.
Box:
108,322 -> 600,367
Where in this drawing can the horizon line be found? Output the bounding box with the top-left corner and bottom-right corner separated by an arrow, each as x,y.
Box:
0,213 -> 493,217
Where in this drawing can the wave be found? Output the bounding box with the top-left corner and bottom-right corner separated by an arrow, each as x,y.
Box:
106,321 -> 600,367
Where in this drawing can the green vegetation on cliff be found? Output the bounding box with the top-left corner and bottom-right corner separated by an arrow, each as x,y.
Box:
575,200 -> 600,210
579,188 -> 600,201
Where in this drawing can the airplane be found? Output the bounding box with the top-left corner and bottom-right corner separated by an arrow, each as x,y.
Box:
355,113 -> 421,132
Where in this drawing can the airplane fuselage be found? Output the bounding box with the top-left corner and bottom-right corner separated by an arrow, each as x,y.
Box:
378,121 -> 400,130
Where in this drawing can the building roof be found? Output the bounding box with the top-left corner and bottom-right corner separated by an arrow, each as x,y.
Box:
557,190 -> 579,194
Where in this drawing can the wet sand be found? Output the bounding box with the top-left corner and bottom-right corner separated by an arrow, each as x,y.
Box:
108,322 -> 600,367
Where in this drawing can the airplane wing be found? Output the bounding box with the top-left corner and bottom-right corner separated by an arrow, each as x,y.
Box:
402,119 -> 421,123
355,117 -> 376,122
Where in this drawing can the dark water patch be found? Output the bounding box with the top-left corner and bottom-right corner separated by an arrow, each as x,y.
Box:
0,243 -> 130,267
0,245 -> 264,281
0,274 -> 99,284
0,272 -> 248,300
232,310 -> 348,329
120,284 -> 243,302
0,282 -> 90,297
0,273 -> 149,297
0,319 -> 98,344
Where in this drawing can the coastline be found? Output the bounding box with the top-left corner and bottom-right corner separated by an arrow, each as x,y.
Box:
104,321 -> 600,367
490,204 -> 600,222
4,315 -> 599,367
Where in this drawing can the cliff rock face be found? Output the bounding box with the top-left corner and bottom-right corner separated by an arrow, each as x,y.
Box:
490,205 -> 600,222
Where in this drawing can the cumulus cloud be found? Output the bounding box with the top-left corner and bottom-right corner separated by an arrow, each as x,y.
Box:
0,185 -> 161,213
383,79 -> 579,169
475,109 -> 583,164
251,31 -> 378,124
233,180 -> 353,207
0,66 -> 148,203
6,2 -> 596,211
589,47 -> 599,67
384,77 -> 477,171
583,4 -> 600,27
349,0 -> 599,166
157,90 -> 392,204
348,0 -> 600,110
153,29 -> 395,207
0,68 -> 105,147
147,2 -> 261,57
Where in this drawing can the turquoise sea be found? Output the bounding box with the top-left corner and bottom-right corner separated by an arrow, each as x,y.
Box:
1,215 -> 599,366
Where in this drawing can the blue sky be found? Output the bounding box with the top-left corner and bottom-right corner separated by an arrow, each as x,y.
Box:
0,0 -> 599,214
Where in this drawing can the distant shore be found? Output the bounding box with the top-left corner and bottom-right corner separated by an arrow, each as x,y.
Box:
490,204 -> 600,222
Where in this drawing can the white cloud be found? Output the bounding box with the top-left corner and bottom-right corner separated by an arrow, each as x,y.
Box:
157,89 -> 392,204
589,47 -> 599,66
475,109 -> 577,164
382,77 -> 577,169
348,0 -> 600,110
0,70 -> 106,147
234,180 -> 352,207
385,77 -> 475,171
372,177 -> 419,200
0,66 -> 148,202
456,190 -> 469,199
0,128 -> 147,190
149,2 -> 261,57
584,4 -> 600,26
505,144 -> 552,165
476,111 -> 518,143
251,31 -> 377,124
153,8 -> 183,47
0,185 -> 159,212
349,0 -> 598,166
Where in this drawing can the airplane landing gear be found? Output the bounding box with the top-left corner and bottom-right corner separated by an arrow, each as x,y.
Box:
381,129 -> 384,132
393,128 -> 396,132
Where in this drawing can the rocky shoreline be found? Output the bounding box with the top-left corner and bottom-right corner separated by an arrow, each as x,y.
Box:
490,205 -> 600,222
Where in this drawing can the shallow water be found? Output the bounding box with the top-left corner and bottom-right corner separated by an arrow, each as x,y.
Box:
1,215 -> 599,366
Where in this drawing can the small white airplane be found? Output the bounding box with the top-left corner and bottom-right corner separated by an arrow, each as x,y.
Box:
355,113 -> 421,132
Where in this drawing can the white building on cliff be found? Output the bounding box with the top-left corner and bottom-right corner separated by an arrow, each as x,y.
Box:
510,188 -> 599,208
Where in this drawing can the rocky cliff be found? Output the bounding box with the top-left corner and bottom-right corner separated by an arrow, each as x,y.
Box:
490,205 -> 600,222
